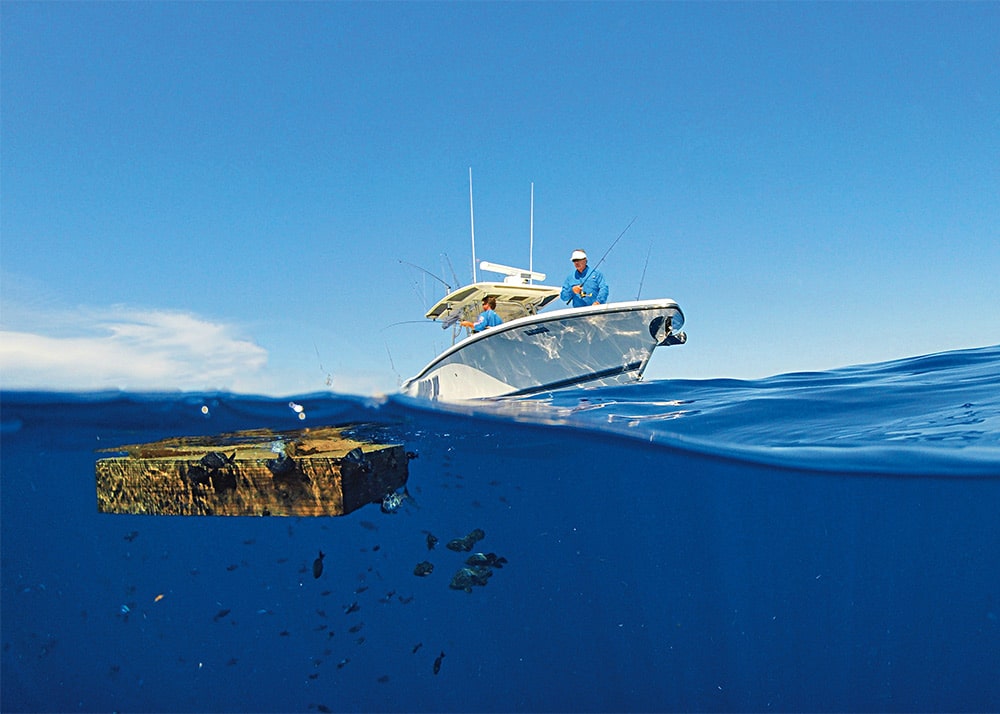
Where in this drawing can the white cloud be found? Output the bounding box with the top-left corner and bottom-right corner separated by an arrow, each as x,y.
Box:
0,306 -> 268,392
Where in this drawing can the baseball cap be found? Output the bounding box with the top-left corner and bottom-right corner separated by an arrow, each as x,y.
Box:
570,250 -> 587,260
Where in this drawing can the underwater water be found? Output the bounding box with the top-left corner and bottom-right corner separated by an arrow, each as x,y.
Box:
2,345 -> 999,713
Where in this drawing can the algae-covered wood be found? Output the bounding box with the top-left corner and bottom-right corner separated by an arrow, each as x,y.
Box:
95,426 -> 409,517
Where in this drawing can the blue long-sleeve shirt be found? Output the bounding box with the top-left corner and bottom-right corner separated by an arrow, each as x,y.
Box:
470,308 -> 502,332
560,265 -> 609,307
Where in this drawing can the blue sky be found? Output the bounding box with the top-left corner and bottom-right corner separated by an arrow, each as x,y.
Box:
2,2 -> 997,396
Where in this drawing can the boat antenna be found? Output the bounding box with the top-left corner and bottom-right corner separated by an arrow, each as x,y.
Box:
529,182 -> 534,284
469,167 -> 477,283
594,215 -> 637,269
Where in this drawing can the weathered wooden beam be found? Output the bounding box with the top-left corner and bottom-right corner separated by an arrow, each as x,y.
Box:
95,426 -> 409,517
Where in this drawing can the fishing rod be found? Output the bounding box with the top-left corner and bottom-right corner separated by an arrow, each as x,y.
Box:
635,242 -> 652,300
398,260 -> 452,293
593,215 -> 637,270
570,215 -> 638,301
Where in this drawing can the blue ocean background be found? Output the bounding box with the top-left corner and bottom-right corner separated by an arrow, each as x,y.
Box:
2,345 -> 999,713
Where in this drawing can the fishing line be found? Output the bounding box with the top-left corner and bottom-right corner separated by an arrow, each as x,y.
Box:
313,342 -> 333,387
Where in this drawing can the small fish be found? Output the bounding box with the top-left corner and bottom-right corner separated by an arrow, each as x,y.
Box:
433,651 -> 445,675
344,601 -> 360,614
336,658 -> 350,670
377,674 -> 390,683
213,608 -> 231,622
426,533 -> 438,550
313,550 -> 325,579
123,531 -> 139,542
348,623 -> 364,633
154,593 -> 165,603
412,642 -> 423,654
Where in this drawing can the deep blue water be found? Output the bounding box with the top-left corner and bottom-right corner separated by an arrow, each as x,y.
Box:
2,345 -> 999,713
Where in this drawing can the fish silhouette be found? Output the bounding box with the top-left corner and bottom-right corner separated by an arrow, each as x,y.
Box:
313,551 -> 325,579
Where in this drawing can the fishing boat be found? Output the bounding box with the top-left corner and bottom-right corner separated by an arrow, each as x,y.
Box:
400,172 -> 687,401
400,261 -> 686,401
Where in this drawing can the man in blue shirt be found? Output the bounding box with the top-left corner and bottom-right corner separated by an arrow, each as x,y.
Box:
560,249 -> 609,307
460,296 -> 502,333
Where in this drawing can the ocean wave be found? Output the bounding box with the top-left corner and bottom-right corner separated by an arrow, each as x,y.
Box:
390,344 -> 1000,478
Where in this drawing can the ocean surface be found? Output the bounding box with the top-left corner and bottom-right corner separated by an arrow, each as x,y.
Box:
2,345 -> 999,713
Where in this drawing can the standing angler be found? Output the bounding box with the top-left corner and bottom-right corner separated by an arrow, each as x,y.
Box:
560,249 -> 608,307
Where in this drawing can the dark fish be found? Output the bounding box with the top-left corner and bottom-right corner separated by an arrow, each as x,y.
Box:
200,451 -> 235,469
377,674 -> 390,683
412,642 -> 423,654
317,705 -> 332,713
426,532 -> 438,550
312,550 -> 325,579
344,601 -> 360,614
348,623 -> 364,634
186,464 -> 211,485
213,608 -> 231,622
123,531 -> 139,542
433,651 -> 445,675
446,528 -> 486,552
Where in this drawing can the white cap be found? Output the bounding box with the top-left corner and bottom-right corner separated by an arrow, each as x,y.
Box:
570,250 -> 587,261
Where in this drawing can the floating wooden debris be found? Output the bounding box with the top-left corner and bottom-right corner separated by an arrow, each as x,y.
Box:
95,426 -> 409,517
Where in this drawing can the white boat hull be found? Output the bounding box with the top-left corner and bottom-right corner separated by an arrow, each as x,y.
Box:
401,299 -> 685,401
